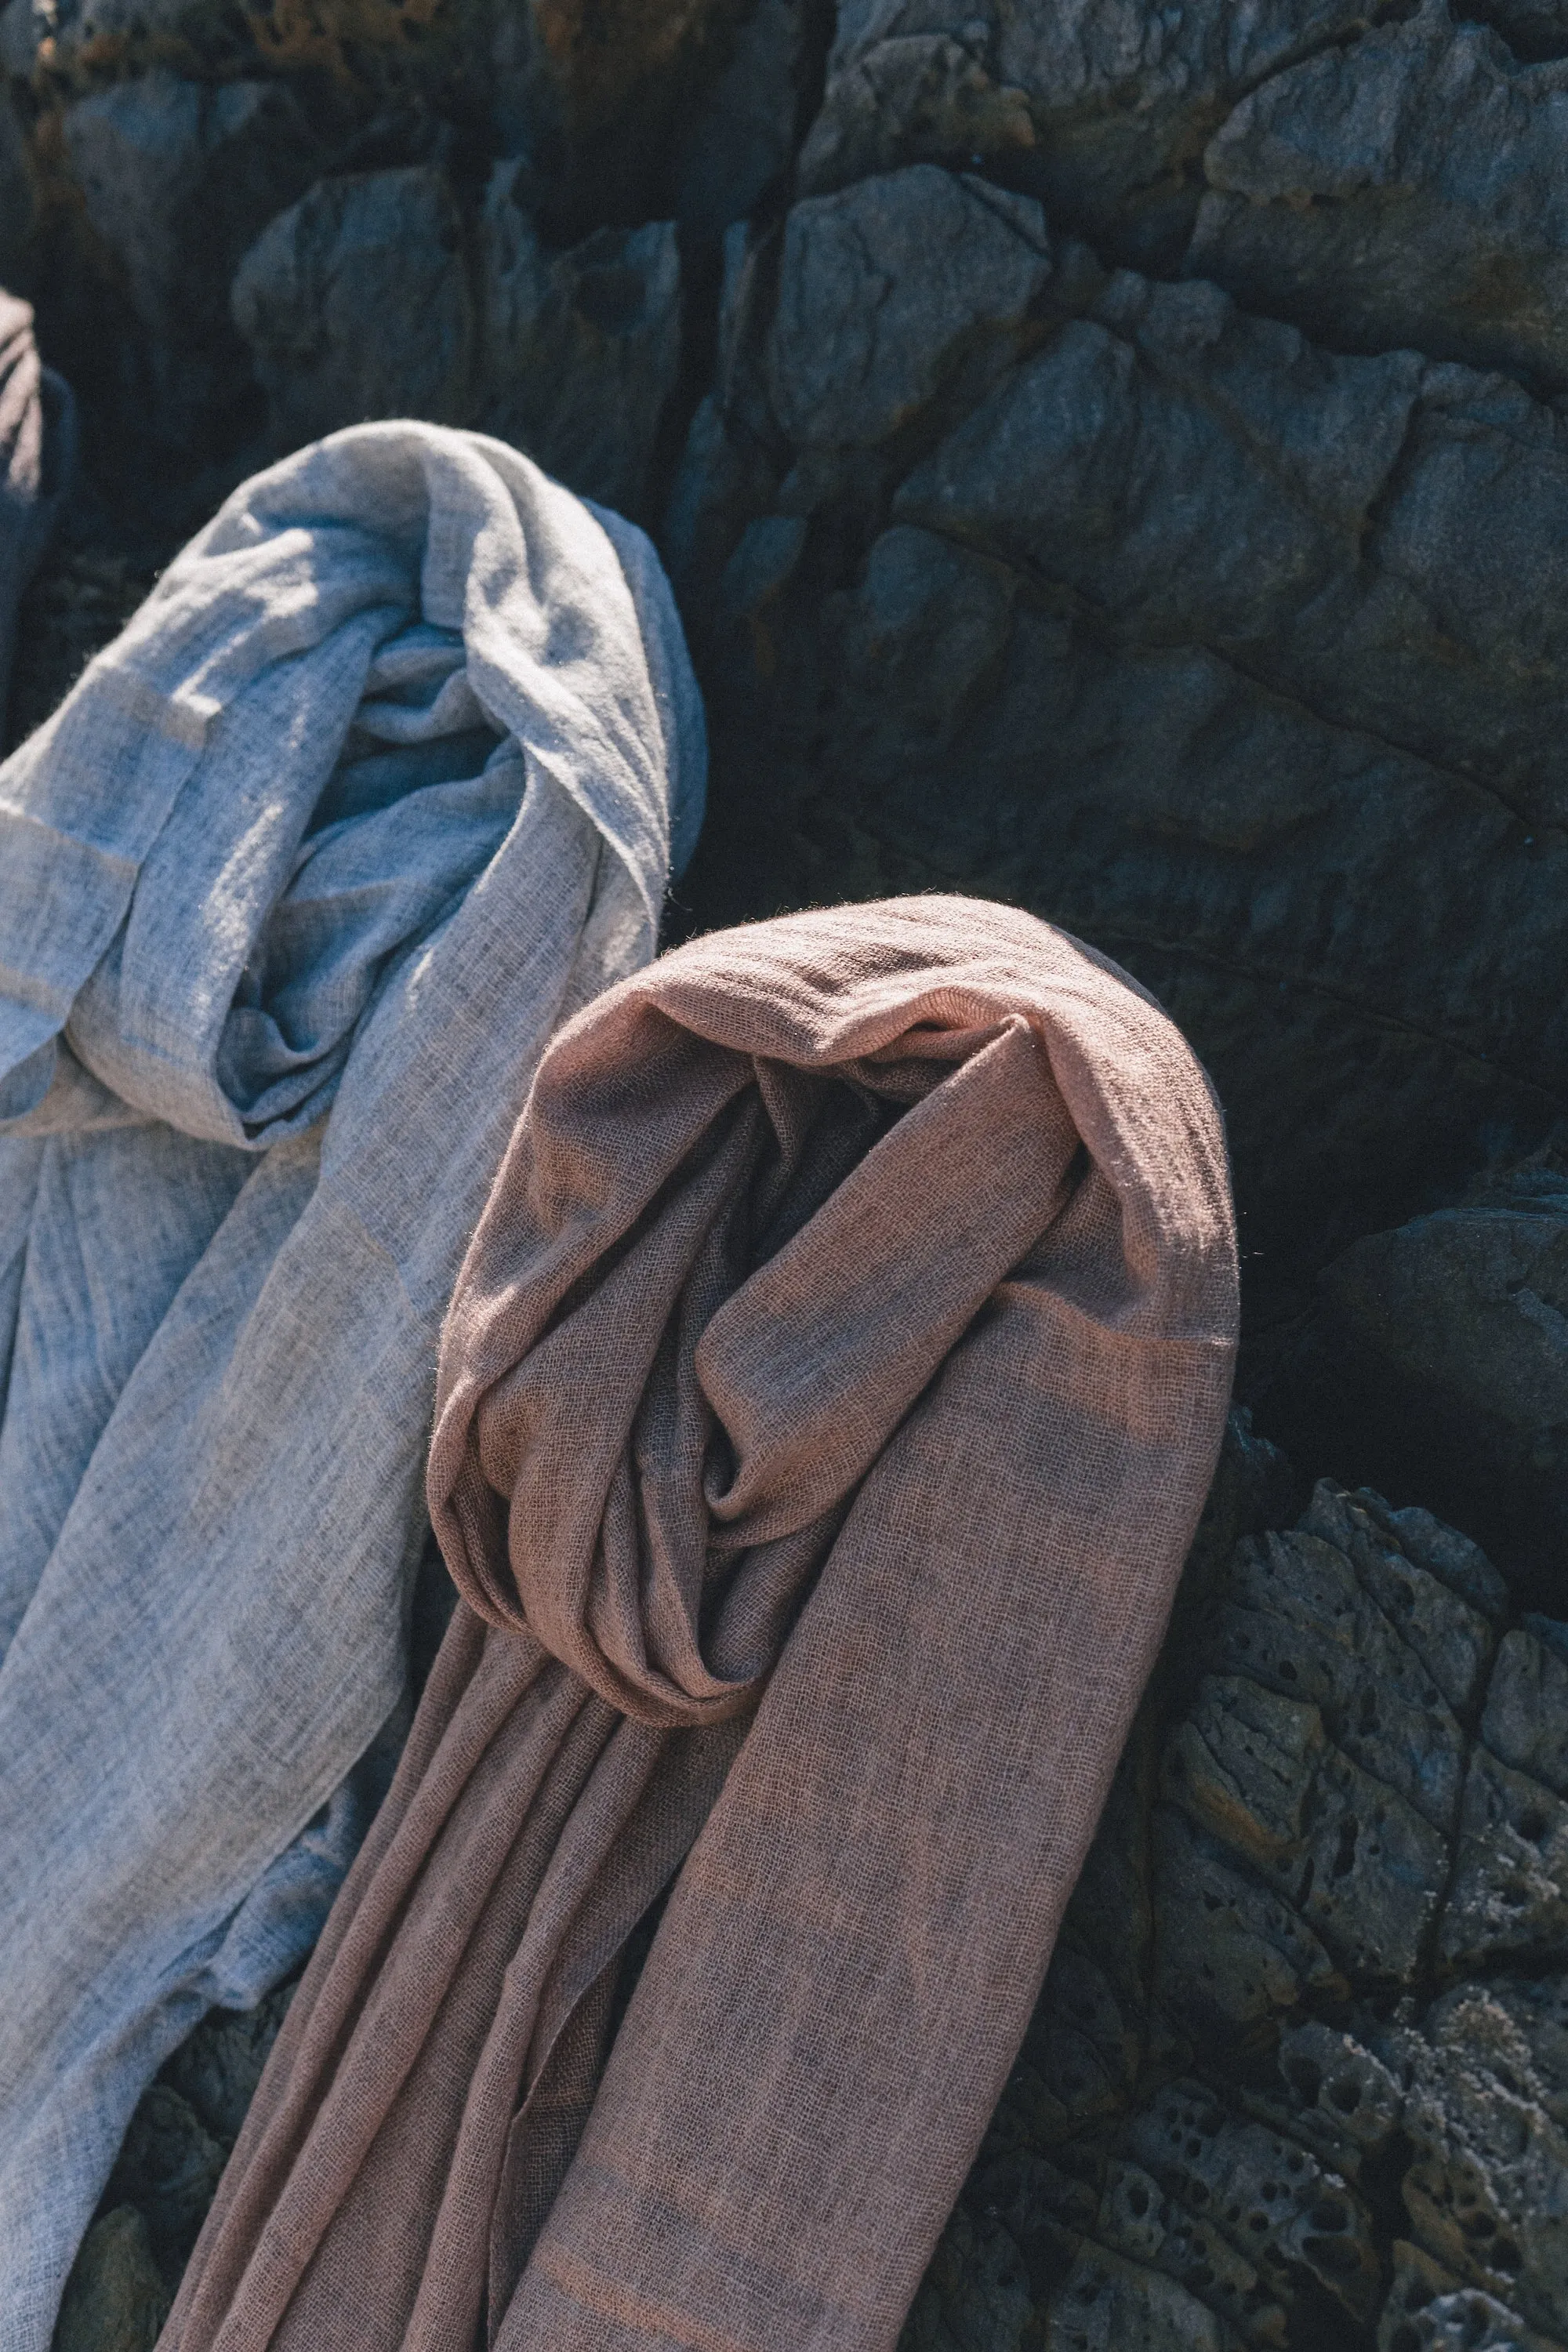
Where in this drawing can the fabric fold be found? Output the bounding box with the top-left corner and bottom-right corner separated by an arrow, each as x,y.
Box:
167,893 -> 1237,2352
0,420 -> 703,2352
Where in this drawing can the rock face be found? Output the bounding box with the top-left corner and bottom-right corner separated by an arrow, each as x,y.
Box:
231,165 -> 474,442
475,170 -> 684,517
676,169 -> 1568,1288
900,1434 -> 1568,2352
56,1980 -> 295,2321
1189,2 -> 1568,393
14,0 -> 1566,1328
1257,1163 -> 1568,1610
12,0 -> 1568,2344
53,2210 -> 168,2352
62,72 -> 321,448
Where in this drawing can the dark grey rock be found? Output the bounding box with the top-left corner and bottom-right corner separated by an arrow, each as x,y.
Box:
800,0 -> 1383,266
475,163 -> 682,520
0,88 -> 34,289
5,550 -> 154,754
895,272 -> 1568,827
1255,2019 -> 1406,2186
103,2083 -> 227,2278
162,1976 -> 294,2147
1162,1669 -> 1449,1984
1477,0 -> 1568,56
798,29 -> 1036,201
1189,2 -> 1568,394
675,0 -> 803,238
1039,2240 -> 1245,2350
900,2202 -> 1035,2352
1149,1804 -> 1345,2047
1203,1524 -> 1470,1831
1384,1985 -> 1568,2334
1127,2079 -> 1381,2328
1379,2241 -> 1557,2352
909,1457 -> 1568,2347
54,1979 -> 296,2342
63,73 -> 321,366
231,166 -> 474,448
1483,1630 -> 1568,1801
766,166 -> 1051,450
680,166 -> 1568,1291
1257,1175 -> 1568,1600
1094,2153 -> 1281,2344
1438,1744 -> 1568,1973
4,0 -> 490,106
486,0 -> 745,238
53,2209 -> 169,2352
1301,1483 -> 1506,1704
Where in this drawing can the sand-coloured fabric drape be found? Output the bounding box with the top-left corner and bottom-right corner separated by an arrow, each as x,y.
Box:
168,895 -> 1237,2352
0,420 -> 703,2352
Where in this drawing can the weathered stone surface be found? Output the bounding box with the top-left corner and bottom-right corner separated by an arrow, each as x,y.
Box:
0,87 -> 37,287
1484,1628 -> 1568,1801
1,0 -> 461,90
61,71 -> 320,449
767,168 -> 1051,449
901,2203 -> 1036,2352
799,0 -> 1381,265
1379,2241 -> 1559,2352
1203,1526 -> 1471,1830
476,164 -> 682,521
1190,2 -> 1568,393
1150,1805 -> 1345,2049
1481,0 -> 1568,55
489,0 -> 745,235
675,0 -> 802,238
1439,1744 -> 1568,1973
63,74 -> 318,353
231,165 -> 473,445
902,1452 -> 1568,2349
53,2209 -> 169,2352
103,2084 -> 227,2278
1386,1985 -> 1568,2334
56,1979 -> 296,2336
798,27 -> 1036,204
1127,2078 -> 1381,2328
1041,2240 -> 1244,2350
1258,1171 -> 1568,1600
894,274 -> 1568,826
677,159 -> 1568,1294
161,1977 -> 294,2148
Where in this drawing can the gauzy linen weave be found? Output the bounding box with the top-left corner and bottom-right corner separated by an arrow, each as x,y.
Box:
167,895 -> 1240,2352
0,285 -> 72,726
0,419 -> 705,2352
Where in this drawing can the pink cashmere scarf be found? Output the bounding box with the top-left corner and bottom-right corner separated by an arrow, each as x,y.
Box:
165,894 -> 1238,2352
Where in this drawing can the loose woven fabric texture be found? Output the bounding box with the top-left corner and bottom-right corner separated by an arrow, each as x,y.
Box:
168,895 -> 1240,2352
0,419 -> 704,2352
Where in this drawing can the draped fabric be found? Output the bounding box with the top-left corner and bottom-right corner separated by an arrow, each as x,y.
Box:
0,285 -> 73,728
168,895 -> 1238,2352
0,421 -> 703,2352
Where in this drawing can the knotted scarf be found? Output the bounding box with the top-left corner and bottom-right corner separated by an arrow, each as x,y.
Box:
167,895 -> 1237,2352
0,420 -> 703,2352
